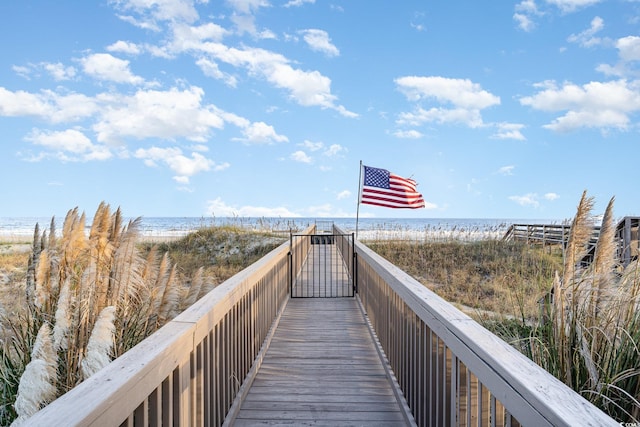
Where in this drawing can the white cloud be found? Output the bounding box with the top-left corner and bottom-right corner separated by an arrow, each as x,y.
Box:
42,62 -> 76,81
337,190 -> 351,200
171,22 -> 229,50
0,88 -> 98,123
515,0 -> 598,31
115,14 -> 161,32
513,0 -> 542,31
296,141 -> 345,157
0,88 -> 59,118
513,13 -> 536,32
596,36 -> 640,78
134,146 -> 225,183
225,0 -> 270,36
240,121 -> 289,144
80,53 -> 145,85
290,150 -> 312,163
226,0 -> 270,15
305,203 -> 354,217
196,58 -> 238,87
617,36 -> 640,62
497,165 -> 515,175
206,197 -> 301,217
0,84 -> 285,177
393,129 -> 423,139
166,40 -> 357,117
567,16 -> 605,47
545,0 -> 601,13
28,129 -> 92,153
110,0 -> 201,28
284,0 -> 315,7
301,140 -> 324,151
12,65 -> 32,79
323,144 -> 345,157
395,76 -> 499,128
258,29 -> 277,39
509,193 -> 540,207
25,129 -> 112,161
300,29 -> 339,57
93,86 -> 225,144
410,12 -> 426,32
516,0 -> 540,14
492,122 -> 526,140
544,192 -> 560,200
106,40 -> 143,55
396,76 -> 500,109
397,106 -> 484,128
519,79 -> 640,132
230,13 -> 258,35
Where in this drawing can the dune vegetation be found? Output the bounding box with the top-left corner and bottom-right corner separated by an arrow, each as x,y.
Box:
0,203 -> 286,425
367,192 -> 640,422
1,192 -> 638,423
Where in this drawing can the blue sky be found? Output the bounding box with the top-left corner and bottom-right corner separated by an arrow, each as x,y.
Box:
0,0 -> 638,220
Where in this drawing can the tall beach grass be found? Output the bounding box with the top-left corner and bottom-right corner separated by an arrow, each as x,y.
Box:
524,192 -> 640,421
366,192 -> 640,421
0,203 -> 214,424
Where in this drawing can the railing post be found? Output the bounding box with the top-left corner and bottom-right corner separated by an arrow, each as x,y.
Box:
288,231 -> 293,296
352,233 -> 358,294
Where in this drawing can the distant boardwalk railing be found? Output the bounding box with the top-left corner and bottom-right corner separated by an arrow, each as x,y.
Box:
504,218 -> 640,268
336,225 -> 616,426
502,223 -> 602,247
502,223 -> 570,245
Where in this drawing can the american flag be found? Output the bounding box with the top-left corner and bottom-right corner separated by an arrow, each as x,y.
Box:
360,165 -> 426,209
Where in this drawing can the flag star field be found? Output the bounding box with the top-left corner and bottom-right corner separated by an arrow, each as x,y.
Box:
0,0 -> 638,220
364,167 -> 391,190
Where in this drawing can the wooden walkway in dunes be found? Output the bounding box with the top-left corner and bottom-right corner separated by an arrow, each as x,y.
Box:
230,298 -> 414,426
26,227 -> 619,426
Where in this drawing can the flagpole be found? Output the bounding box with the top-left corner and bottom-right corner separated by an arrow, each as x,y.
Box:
356,160 -> 363,239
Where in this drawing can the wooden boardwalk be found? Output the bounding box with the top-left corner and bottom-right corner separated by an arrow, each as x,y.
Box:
231,298 -> 413,426
291,237 -> 353,298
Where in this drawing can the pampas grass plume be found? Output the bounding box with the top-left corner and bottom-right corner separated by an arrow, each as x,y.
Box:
53,279 -> 72,351
12,324 -> 57,425
81,306 -> 116,379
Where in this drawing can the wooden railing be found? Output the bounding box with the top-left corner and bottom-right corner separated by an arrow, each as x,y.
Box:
503,223 -> 569,245
336,225 -> 618,426
503,223 -> 601,248
26,226 -> 314,426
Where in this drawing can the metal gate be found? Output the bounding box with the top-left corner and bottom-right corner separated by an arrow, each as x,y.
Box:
290,233 -> 354,298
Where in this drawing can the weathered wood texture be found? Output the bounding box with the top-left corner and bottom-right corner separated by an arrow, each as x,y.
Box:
231,298 -> 413,426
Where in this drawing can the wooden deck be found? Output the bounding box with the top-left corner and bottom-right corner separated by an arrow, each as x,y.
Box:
230,298 -> 414,426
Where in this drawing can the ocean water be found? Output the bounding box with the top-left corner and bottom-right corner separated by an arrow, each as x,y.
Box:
0,216 -> 563,241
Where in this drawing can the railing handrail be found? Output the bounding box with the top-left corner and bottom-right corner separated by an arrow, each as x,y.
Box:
503,223 -> 600,243
335,225 -> 617,426
26,226 -> 315,426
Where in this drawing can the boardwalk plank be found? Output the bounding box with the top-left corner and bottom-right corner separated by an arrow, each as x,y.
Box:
236,409 -> 405,422
231,297 -> 413,425
233,420 -> 407,427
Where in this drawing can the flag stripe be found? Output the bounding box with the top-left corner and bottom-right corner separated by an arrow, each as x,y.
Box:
360,165 -> 425,209
361,189 -> 425,202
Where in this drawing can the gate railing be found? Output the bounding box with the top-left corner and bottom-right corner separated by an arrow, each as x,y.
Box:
289,232 -> 354,297
26,226 -> 315,427
334,226 -> 617,427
